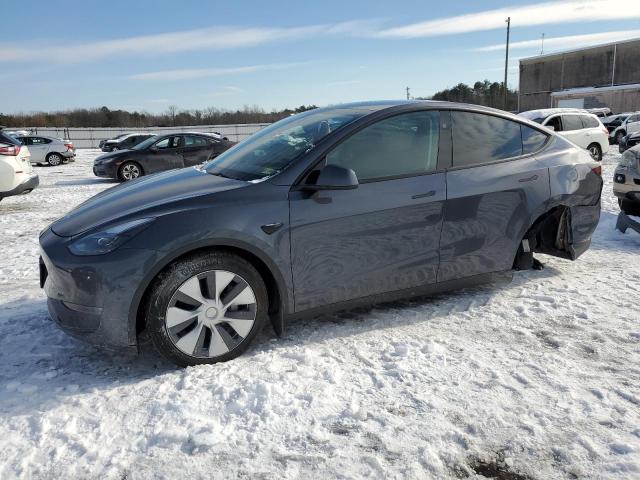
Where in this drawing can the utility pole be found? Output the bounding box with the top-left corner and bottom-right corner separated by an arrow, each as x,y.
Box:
540,33 -> 545,55
406,86 -> 411,100
503,17 -> 511,111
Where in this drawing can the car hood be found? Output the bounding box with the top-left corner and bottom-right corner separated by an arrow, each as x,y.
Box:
94,150 -> 132,162
50,167 -> 247,237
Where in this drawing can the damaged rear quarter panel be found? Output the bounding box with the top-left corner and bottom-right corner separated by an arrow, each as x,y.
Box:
535,139 -> 603,259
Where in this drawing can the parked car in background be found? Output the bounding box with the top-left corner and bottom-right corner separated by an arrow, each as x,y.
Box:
41,101 -> 603,366
518,108 -> 609,160
93,132 -> 235,181
0,128 -> 38,202
614,144 -> 640,216
16,135 -> 75,166
98,133 -> 129,150
101,133 -> 156,152
608,112 -> 640,145
619,131 -> 640,153
586,107 -> 611,118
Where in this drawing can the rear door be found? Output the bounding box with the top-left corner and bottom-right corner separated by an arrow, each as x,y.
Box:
181,135 -> 211,166
438,111 -> 550,282
289,110 -> 446,311
560,114 -> 588,148
626,114 -> 640,135
27,137 -> 51,163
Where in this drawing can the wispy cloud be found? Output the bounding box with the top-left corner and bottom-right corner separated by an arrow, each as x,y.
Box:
475,29 -> 640,52
206,86 -> 245,97
326,80 -> 361,87
130,62 -> 311,81
376,0 -> 640,38
0,21 -> 377,63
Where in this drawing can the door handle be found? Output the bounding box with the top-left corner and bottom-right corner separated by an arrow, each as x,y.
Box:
518,175 -> 538,183
412,190 -> 436,199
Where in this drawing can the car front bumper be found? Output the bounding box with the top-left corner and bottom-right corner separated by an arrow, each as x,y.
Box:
39,227 -> 160,351
0,173 -> 39,198
93,162 -> 118,179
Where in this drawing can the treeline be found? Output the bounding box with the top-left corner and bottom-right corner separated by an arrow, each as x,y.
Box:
0,104 -> 318,128
421,80 -> 518,111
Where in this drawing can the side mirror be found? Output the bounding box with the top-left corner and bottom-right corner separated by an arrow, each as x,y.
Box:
303,164 -> 359,191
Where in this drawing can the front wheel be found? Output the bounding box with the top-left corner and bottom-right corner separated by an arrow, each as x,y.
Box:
145,251 -> 268,367
587,143 -> 602,161
118,161 -> 143,181
46,153 -> 62,166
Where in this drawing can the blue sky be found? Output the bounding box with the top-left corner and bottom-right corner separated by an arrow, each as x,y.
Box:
2,0 -> 639,113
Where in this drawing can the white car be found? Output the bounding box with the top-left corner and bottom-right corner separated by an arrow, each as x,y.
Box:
609,112 -> 640,145
15,135 -> 75,166
519,108 -> 609,161
0,129 -> 38,202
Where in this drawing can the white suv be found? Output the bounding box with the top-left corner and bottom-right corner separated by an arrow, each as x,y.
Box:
519,108 -> 609,161
0,129 -> 39,202
609,112 -> 640,145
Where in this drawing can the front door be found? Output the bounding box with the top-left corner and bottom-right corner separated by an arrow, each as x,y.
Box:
182,135 -> 212,166
289,110 -> 446,312
145,135 -> 184,174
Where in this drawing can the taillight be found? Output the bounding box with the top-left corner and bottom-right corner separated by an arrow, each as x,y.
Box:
591,165 -> 602,176
64,142 -> 73,151
0,143 -> 20,156
602,127 -> 608,135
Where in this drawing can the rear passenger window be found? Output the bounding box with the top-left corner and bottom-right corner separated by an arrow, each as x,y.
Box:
451,112 -> 522,167
521,126 -> 548,154
581,116 -> 600,128
562,115 -> 583,131
326,111 -> 440,181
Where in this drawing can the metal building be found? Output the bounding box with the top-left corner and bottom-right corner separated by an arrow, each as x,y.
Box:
518,37 -> 640,113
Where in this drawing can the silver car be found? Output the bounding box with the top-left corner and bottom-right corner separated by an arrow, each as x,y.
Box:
614,144 -> 640,216
16,135 -> 76,166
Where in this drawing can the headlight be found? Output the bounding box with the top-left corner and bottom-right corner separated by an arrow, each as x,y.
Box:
68,218 -> 154,256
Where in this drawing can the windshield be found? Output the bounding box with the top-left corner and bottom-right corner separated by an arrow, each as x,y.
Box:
132,135 -> 159,150
203,108 -> 367,181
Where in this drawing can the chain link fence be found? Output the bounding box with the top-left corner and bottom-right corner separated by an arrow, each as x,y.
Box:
19,123 -> 270,148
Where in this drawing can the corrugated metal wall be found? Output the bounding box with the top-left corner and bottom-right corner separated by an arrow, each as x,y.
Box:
20,123 -> 270,148
519,38 -> 640,112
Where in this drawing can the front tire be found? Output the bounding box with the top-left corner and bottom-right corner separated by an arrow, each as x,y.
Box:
118,161 -> 143,181
587,143 -> 602,161
145,251 -> 269,367
46,153 -> 62,166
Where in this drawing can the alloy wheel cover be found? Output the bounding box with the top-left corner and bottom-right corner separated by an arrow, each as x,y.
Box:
165,270 -> 257,358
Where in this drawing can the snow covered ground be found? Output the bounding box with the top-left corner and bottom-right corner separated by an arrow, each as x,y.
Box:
0,149 -> 638,479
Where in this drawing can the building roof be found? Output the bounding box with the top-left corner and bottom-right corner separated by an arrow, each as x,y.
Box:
549,83 -> 640,96
520,37 -> 640,63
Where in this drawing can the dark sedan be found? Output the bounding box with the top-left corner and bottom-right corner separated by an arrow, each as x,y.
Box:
41,101 -> 602,367
619,131 -> 640,153
101,133 -> 156,152
93,132 -> 235,181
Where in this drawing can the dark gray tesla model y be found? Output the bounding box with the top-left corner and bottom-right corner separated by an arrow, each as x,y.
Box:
39,101 -> 602,366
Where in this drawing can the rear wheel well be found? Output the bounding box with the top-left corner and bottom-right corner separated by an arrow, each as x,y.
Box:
513,206 -> 572,269
136,245 -> 283,337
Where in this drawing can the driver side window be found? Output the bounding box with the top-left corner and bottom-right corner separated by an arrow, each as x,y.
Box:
155,136 -> 181,149
325,111 -> 440,182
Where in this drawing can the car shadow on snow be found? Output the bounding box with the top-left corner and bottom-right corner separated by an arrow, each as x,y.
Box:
0,264 -> 562,417
54,178 -> 119,186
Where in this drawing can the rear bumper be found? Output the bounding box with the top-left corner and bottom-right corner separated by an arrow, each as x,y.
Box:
0,173 -> 39,198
